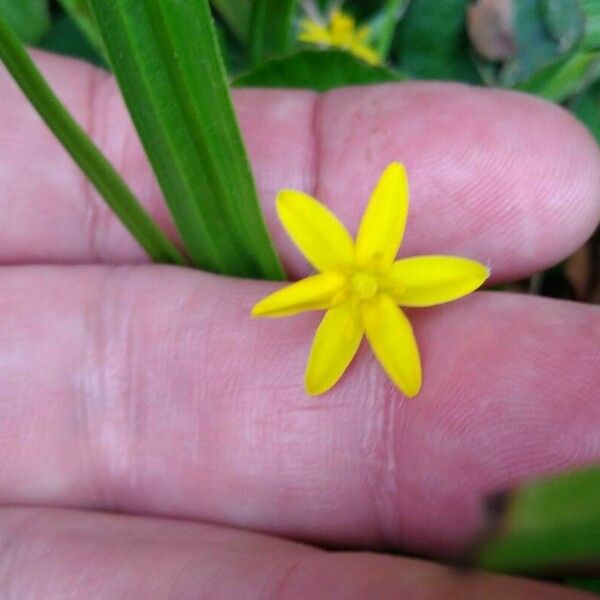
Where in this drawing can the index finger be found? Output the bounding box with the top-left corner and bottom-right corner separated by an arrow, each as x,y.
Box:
0,50 -> 599,279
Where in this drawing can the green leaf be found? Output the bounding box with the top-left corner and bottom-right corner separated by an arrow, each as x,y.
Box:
249,0 -> 297,65
0,12 -> 185,265
516,50 -> 600,102
570,80 -> 600,142
475,465 -> 600,575
55,0 -> 108,63
472,0 -> 600,99
371,0 -> 409,59
234,48 -> 405,92
581,0 -> 600,51
395,0 -> 480,83
541,0 -> 584,53
497,0 -> 582,87
39,14 -> 104,66
89,1 -> 284,280
210,0 -> 252,45
566,578 -> 600,594
0,0 -> 49,44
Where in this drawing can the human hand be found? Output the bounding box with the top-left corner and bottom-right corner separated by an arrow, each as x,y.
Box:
0,50 -> 598,598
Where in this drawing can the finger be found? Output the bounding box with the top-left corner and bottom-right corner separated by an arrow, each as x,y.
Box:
0,265 -> 599,558
0,508 -> 590,599
0,51 -> 599,280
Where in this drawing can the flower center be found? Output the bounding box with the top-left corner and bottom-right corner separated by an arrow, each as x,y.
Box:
350,272 -> 378,300
330,11 -> 356,45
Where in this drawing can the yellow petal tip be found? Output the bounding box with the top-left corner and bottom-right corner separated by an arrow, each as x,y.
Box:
304,376 -> 332,397
305,365 -> 335,396
251,295 -> 280,318
387,161 -> 406,171
275,189 -> 298,209
396,370 -> 422,399
304,383 -> 323,397
383,161 -> 408,179
403,383 -> 421,399
475,262 -> 491,289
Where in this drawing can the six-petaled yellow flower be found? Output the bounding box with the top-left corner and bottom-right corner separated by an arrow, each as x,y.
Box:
299,8 -> 382,66
252,163 -> 489,398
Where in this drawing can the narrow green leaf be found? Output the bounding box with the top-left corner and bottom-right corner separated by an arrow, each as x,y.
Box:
0,0 -> 49,44
234,48 -> 405,91
0,12 -> 185,265
475,465 -> 600,574
56,0 -> 108,63
517,50 -> 600,102
372,0 -> 409,58
250,0 -> 298,65
89,1 -> 285,280
210,0 -> 252,45
396,0 -> 480,82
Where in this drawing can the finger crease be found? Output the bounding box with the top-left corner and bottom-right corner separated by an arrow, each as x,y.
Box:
309,92 -> 326,201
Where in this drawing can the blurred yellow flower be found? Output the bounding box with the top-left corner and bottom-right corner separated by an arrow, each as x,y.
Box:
299,8 -> 382,65
252,163 -> 490,397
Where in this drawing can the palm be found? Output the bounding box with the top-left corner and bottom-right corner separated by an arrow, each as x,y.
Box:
0,50 -> 598,598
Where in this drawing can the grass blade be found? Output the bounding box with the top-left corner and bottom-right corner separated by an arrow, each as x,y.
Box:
0,12 -> 186,265
89,0 -> 285,280
250,0 -> 298,65
475,465 -> 600,575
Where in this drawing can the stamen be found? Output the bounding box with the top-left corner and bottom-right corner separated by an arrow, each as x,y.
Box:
350,272 -> 378,300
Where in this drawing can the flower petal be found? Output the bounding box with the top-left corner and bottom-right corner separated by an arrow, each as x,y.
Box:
361,294 -> 421,398
277,190 -> 355,272
251,272 -> 346,318
355,163 -> 409,272
305,302 -> 363,395
298,19 -> 331,45
384,256 -> 490,307
350,43 -> 382,66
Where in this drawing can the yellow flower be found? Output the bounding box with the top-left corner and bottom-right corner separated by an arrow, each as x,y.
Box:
298,8 -> 382,66
252,163 -> 490,398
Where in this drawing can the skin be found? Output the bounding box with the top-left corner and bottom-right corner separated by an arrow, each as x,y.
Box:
0,50 -> 598,598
